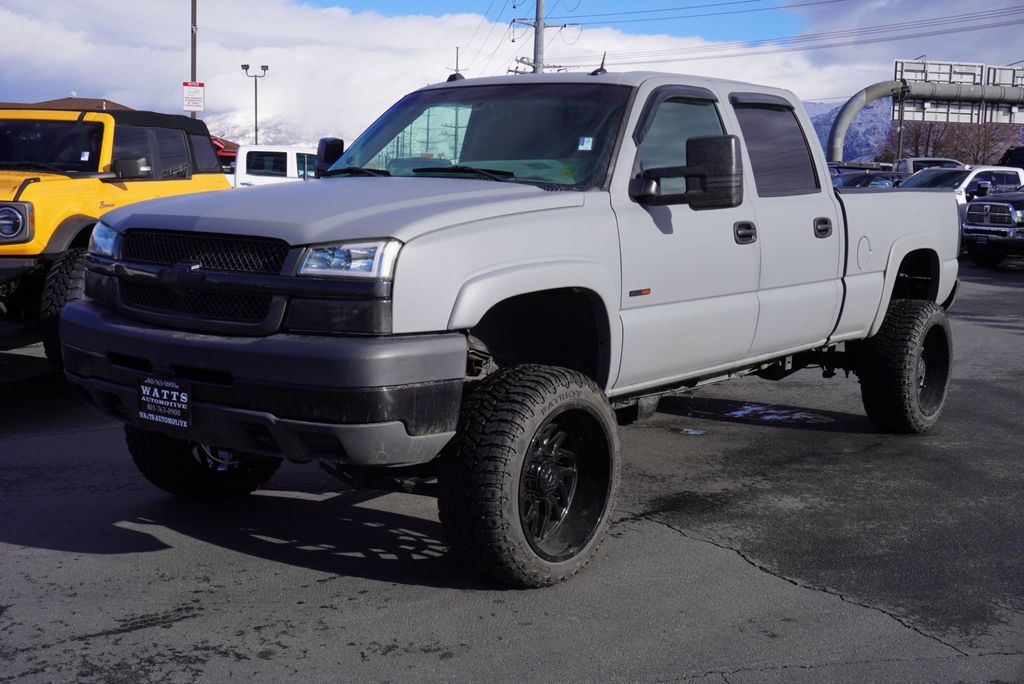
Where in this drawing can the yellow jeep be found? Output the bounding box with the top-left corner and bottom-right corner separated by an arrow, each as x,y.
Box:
0,108 -> 229,365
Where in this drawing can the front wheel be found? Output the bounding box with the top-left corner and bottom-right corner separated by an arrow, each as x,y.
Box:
40,248 -> 87,369
125,427 -> 281,500
857,299 -> 953,434
438,365 -> 620,587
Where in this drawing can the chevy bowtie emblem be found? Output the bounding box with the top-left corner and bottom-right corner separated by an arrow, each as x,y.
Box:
158,262 -> 205,294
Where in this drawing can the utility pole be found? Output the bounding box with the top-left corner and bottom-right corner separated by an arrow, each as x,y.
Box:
533,0 -> 544,74
241,64 -> 269,145
190,0 -> 197,119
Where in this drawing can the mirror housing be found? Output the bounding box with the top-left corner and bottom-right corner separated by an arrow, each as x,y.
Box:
975,180 -> 992,198
629,134 -> 743,209
315,137 -> 345,178
111,157 -> 152,179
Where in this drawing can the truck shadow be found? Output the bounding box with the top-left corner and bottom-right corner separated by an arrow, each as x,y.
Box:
656,395 -> 877,434
958,258 -> 1024,289
0,462 -> 494,590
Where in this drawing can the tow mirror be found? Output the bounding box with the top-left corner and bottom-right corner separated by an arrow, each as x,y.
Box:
629,134 -> 743,209
111,157 -> 152,179
975,181 -> 992,197
315,137 -> 345,178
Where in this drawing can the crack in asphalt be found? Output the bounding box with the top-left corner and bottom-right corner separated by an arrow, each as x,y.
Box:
622,513 -> 974,657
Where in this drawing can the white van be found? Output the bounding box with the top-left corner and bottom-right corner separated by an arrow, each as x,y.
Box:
232,145 -> 316,187
892,157 -> 964,174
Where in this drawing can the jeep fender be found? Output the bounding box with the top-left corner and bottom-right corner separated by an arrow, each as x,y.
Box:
447,259 -> 622,388
869,233 -> 948,337
42,215 -> 97,255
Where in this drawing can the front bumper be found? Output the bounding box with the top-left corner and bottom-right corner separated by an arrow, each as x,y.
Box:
61,302 -> 467,466
961,229 -> 1024,257
0,256 -> 41,283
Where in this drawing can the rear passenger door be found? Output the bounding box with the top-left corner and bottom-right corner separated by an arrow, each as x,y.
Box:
729,93 -> 842,356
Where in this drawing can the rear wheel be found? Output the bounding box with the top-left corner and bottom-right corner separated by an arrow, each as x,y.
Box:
969,252 -> 1005,269
125,426 -> 281,500
40,248 -> 87,369
857,299 -> 952,434
438,365 -> 619,587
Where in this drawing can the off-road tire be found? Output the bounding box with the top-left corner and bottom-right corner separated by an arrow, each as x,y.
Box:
857,299 -> 952,434
125,426 -> 282,500
968,252 -> 1005,269
438,364 -> 620,588
40,248 -> 87,369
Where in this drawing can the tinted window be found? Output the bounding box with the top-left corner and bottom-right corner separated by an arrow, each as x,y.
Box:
189,134 -> 221,173
247,151 -> 287,177
637,98 -> 723,194
996,171 -> 1018,186
112,126 -> 153,176
734,104 -> 819,197
901,169 -> 970,188
0,120 -> 104,173
154,128 -> 190,179
296,153 -> 316,178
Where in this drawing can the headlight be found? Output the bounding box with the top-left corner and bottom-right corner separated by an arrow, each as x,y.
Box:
299,240 -> 401,279
0,206 -> 24,238
88,222 -> 118,257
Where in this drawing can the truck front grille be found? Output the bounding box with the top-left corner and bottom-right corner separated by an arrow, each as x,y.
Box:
121,281 -> 272,323
122,230 -> 289,274
965,203 -> 1015,227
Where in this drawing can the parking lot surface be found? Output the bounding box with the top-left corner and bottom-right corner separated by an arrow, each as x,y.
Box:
1,262 -> 1022,683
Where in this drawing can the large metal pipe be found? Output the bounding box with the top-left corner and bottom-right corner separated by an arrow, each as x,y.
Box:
826,80 -> 1024,161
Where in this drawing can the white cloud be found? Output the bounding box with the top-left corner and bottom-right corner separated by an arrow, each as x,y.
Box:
2,0 -> 1008,144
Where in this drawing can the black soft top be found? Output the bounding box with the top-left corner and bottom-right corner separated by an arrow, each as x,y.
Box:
0,108 -> 213,137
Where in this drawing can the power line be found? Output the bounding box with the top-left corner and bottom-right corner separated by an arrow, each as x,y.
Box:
553,6 -> 1024,63
461,0 -> 498,56
466,0 -> 513,69
546,0 -> 771,20
562,0 -> 851,27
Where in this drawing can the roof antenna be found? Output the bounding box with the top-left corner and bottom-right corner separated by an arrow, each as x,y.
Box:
590,52 -> 607,76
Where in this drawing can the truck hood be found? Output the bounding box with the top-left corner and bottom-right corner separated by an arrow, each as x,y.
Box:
104,177 -> 586,244
975,191 -> 1024,208
0,170 -> 69,200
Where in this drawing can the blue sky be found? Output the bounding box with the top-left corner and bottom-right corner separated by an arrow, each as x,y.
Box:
302,0 -> 805,42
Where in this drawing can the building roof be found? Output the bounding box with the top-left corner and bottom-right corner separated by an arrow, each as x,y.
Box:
0,97 -> 132,111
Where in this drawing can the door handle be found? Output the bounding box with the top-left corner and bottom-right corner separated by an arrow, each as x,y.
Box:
814,217 -> 833,238
733,221 -> 757,244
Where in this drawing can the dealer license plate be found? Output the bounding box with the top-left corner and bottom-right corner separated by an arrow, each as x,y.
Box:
137,377 -> 192,429
976,236 -> 989,245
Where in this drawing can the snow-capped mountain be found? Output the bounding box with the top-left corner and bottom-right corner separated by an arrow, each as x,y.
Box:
202,110 -> 335,147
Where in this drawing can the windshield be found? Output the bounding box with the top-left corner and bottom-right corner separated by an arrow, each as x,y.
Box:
913,159 -> 960,172
333,83 -> 633,189
900,168 -> 970,188
0,119 -> 104,173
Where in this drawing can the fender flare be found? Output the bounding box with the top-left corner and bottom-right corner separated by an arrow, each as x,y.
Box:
448,259 -> 622,388
868,233 -> 942,337
42,215 -> 98,255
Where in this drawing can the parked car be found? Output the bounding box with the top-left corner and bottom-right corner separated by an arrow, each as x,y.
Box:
827,161 -> 893,176
62,72 -> 960,587
892,157 -> 964,173
961,187 -> 1024,268
898,165 -> 1024,220
832,171 -> 909,189
232,145 -> 316,187
0,107 -> 229,365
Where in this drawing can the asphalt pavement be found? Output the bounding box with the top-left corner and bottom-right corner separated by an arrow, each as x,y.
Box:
1,261 -> 1022,683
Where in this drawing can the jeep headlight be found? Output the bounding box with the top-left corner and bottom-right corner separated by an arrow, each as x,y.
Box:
299,240 -> 401,279
0,206 -> 25,238
88,222 -> 118,257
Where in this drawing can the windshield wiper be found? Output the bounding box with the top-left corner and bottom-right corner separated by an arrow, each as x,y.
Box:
0,161 -> 72,175
412,165 -> 514,181
322,166 -> 390,177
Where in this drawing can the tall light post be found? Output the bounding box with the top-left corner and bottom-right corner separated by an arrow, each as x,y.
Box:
240,64 -> 268,144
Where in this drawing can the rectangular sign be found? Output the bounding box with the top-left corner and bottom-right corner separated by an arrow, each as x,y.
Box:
138,377 -> 192,429
182,81 -> 205,112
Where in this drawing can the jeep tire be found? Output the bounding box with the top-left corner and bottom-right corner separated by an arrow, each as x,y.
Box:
40,248 -> 87,369
438,365 -> 620,588
858,299 -> 952,434
125,426 -> 282,500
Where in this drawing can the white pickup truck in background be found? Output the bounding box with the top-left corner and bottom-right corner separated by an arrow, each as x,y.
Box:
231,145 -> 316,187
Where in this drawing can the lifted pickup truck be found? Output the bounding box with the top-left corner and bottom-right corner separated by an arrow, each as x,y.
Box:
0,108 -> 228,365
61,72 -> 960,587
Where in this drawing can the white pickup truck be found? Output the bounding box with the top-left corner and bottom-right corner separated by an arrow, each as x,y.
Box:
62,72 -> 960,587
231,144 -> 315,187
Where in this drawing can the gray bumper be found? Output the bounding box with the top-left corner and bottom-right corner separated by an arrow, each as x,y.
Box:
61,302 -> 467,466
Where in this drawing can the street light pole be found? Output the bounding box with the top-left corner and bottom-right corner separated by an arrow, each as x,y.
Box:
190,0 -> 197,119
240,64 -> 268,144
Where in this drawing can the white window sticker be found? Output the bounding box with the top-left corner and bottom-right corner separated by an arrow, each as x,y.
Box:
80,151 -> 90,161
578,136 -> 594,152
